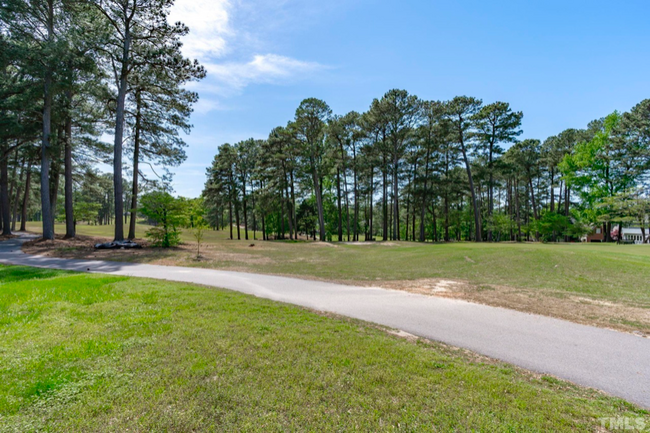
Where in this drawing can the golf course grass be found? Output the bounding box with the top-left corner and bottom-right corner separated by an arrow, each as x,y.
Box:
25,222 -> 650,307
0,264 -> 647,431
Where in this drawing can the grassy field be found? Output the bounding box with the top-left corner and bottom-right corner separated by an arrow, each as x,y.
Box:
0,264 -> 647,431
24,222 -> 650,303
23,222 -> 650,334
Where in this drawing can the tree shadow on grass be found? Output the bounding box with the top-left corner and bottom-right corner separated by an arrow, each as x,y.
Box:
0,265 -> 74,284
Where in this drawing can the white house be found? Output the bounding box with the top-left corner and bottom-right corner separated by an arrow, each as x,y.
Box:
621,227 -> 647,244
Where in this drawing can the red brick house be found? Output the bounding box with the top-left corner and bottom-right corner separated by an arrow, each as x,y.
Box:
585,226 -> 605,242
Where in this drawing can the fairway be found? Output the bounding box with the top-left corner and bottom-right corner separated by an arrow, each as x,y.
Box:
1,264 -> 647,431
23,222 -> 650,334
24,222 -> 650,300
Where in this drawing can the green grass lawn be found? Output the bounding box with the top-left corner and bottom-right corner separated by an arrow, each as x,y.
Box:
0,264 -> 647,431
25,222 -> 650,308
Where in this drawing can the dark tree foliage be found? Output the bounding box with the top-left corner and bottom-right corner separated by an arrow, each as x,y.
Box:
204,96 -> 650,244
0,0 -> 203,240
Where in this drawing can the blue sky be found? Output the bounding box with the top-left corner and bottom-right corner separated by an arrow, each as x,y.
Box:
167,0 -> 650,197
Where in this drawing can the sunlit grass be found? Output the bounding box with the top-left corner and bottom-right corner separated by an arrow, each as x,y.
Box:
0,264 -> 647,431
24,221 -> 650,308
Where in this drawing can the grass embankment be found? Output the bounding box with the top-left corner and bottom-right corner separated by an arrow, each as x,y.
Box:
23,222 -> 650,334
0,264 -> 647,431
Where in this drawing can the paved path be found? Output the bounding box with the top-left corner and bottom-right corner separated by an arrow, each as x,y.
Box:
1,233 -> 649,408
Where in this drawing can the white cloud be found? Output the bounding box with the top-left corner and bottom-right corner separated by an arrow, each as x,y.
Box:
192,98 -> 225,114
169,1 -> 329,113
169,0 -> 231,60
204,54 -> 325,91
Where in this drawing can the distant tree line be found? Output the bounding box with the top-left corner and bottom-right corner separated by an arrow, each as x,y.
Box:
0,0 -> 204,240
204,92 -> 650,243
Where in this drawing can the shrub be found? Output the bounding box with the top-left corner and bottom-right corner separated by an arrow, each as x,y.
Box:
140,191 -> 186,247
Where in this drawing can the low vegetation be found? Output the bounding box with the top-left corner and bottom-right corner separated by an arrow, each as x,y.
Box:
1,264 -> 647,431
23,222 -> 650,335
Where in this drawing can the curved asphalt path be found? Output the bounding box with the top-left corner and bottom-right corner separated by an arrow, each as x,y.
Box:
1,233 -> 649,408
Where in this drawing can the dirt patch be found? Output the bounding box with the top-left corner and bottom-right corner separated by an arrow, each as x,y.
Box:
155,249 -> 274,266
21,233 -> 275,266
22,233 -> 159,260
364,278 -> 650,337
375,278 -> 465,295
386,329 -> 419,342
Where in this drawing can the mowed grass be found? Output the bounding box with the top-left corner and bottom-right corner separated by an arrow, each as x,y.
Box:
25,222 -> 650,308
0,265 -> 647,431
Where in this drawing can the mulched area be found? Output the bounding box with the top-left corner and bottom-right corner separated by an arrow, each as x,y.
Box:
22,233 -> 154,260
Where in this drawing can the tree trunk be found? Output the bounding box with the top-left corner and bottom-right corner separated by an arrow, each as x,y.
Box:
228,185 -> 233,240
515,177 -> 521,241
64,99 -> 75,238
8,150 -> 18,219
284,173 -> 293,240
251,186 -> 257,240
382,157 -> 388,241
564,185 -> 571,216
343,162 -> 351,242
550,168 -> 555,213
528,173 -> 539,220
444,191 -> 450,241
388,196 -> 392,240
431,201 -> 437,242
49,130 -> 62,230
336,168 -> 342,241
112,26 -> 132,242
353,150 -> 359,241
419,147 -> 431,242
1,154 -> 11,235
128,90 -> 143,240
290,170 -> 297,239
411,203 -> 416,241
40,0 -> 55,240
444,150 -> 450,242
459,134 -> 481,242
507,178 -> 513,240
312,168 -> 326,241
368,165 -> 374,241
242,177 -> 249,240
20,160 -> 32,231
392,157 -> 399,241
11,156 -> 25,231
488,139 -> 494,242
235,197 -> 241,240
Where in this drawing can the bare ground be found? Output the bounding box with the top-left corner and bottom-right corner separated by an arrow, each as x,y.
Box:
21,233 -> 275,267
19,233 -> 650,337
364,278 -> 650,337
22,233 -> 168,261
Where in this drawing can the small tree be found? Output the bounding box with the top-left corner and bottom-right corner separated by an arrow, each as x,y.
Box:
193,219 -> 207,258
140,191 -> 185,247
